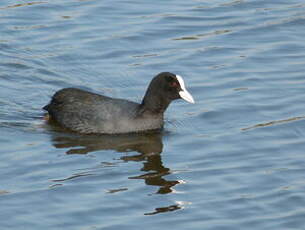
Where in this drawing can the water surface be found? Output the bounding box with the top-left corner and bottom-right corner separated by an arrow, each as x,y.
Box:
1,0 -> 305,229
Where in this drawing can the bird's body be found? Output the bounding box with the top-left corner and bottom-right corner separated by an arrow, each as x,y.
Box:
44,88 -> 163,134
44,72 -> 194,134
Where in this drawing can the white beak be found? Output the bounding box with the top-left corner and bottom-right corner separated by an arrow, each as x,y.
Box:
179,89 -> 195,104
176,75 -> 195,104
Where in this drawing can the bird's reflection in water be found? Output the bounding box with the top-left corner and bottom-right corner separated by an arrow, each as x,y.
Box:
49,127 -> 180,195
123,152 -> 179,194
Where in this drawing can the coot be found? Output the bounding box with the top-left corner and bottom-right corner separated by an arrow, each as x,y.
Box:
43,72 -> 194,134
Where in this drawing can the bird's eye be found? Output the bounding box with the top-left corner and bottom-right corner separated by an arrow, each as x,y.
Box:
170,81 -> 178,87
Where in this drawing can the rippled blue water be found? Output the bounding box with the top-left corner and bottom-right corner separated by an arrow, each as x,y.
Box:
1,0 -> 305,229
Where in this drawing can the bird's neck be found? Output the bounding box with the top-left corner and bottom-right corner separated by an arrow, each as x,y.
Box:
141,91 -> 170,114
